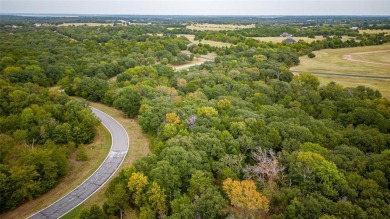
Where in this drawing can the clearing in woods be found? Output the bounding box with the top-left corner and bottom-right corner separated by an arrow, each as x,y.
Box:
58,23 -> 114,26
359,29 -> 390,35
178,34 -> 232,47
186,23 -> 255,31
291,44 -> 390,99
251,36 -> 356,43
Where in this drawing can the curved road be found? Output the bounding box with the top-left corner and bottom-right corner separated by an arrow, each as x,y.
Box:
173,56 -> 215,71
28,107 -> 129,219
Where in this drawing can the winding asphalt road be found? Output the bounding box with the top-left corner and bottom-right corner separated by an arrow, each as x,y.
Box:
173,56 -> 215,71
28,107 -> 129,219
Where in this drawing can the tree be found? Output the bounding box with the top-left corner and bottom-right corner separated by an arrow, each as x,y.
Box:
128,172 -> 149,206
113,87 -> 141,117
79,204 -> 108,219
149,160 -> 181,196
103,183 -> 129,218
146,182 -> 167,218
193,187 -> 227,219
244,149 -> 285,193
288,151 -> 349,199
170,195 -> 194,218
293,72 -> 320,90
196,106 -> 218,117
223,178 -> 269,218
217,99 -> 231,111
165,112 -> 181,125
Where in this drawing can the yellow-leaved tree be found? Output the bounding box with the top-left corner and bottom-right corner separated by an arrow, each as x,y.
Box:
128,172 -> 148,207
223,178 -> 269,218
147,182 -> 167,218
165,112 -> 181,125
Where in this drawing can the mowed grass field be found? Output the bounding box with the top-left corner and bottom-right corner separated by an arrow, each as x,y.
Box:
359,29 -> 390,35
59,23 -> 114,26
186,23 -> 255,31
313,75 -> 390,99
178,34 -> 232,47
252,36 -> 355,43
291,44 -> 390,99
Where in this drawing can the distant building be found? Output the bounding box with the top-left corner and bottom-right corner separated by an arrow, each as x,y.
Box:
34,23 -> 50,27
117,20 -> 127,26
284,38 -> 296,43
351,27 -> 359,30
280,32 -> 293,37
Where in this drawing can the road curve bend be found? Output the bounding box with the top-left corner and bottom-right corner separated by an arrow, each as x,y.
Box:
28,107 -> 129,219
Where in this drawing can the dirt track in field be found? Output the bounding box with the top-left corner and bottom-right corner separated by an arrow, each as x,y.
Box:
342,50 -> 390,66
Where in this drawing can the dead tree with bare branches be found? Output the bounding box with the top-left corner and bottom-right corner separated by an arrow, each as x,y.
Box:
244,148 -> 285,193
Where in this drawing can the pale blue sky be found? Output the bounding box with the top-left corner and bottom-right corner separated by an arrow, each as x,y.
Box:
1,0 -> 389,15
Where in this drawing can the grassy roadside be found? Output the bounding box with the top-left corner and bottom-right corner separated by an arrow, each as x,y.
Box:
0,123 -> 111,219
61,102 -> 150,218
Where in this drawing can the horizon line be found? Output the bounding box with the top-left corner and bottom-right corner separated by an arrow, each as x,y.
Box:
1,13 -> 390,17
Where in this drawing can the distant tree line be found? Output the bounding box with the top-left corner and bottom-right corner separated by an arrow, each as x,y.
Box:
1,20 -> 390,218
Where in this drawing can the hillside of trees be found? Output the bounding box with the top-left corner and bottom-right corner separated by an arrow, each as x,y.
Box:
0,80 -> 99,212
1,16 -> 390,218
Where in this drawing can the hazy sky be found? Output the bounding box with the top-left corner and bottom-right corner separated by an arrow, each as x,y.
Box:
1,0 -> 390,15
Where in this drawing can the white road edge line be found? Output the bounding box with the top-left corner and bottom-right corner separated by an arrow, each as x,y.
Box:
27,107 -> 130,219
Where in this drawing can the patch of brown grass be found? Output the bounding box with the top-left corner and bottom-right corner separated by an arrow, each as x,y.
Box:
252,36 -> 355,43
58,23 -> 114,27
291,44 -> 390,77
291,44 -> 390,100
316,75 -> 390,100
186,23 -> 255,31
359,29 -> 390,35
178,34 -> 232,47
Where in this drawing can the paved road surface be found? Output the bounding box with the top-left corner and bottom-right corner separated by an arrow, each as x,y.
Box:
28,107 -> 129,219
291,70 -> 390,79
173,56 -> 215,71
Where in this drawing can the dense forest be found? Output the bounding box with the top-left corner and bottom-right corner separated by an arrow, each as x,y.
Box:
1,15 -> 390,218
0,80 -> 99,211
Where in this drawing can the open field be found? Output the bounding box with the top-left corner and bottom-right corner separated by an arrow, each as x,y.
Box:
186,23 -> 255,31
253,36 -> 323,43
291,44 -> 390,99
359,29 -> 390,35
178,34 -> 232,47
61,101 -> 150,219
314,75 -> 390,100
252,36 -> 355,43
291,44 -> 390,76
58,22 -> 114,26
1,123 -> 111,219
345,50 -> 390,65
